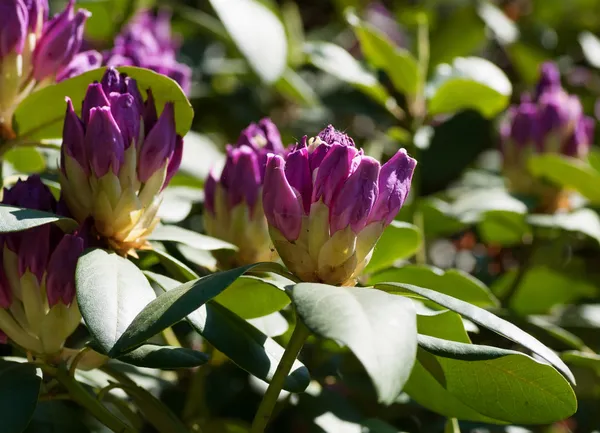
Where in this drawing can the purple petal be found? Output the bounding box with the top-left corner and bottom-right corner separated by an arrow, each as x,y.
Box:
312,143 -> 360,207
56,49 -> 102,81
81,82 -> 109,124
85,106 -> 125,177
0,0 -> 27,58
1,175 -> 56,212
18,224 -> 50,281
317,124 -> 355,147
138,103 -> 176,182
46,233 -> 84,306
368,149 -> 416,226
142,88 -> 158,132
108,92 -> 140,148
284,146 -> 312,213
164,135 -> 183,188
534,62 -> 562,100
62,98 -> 87,172
229,145 -> 262,209
100,67 -> 123,94
262,154 -> 303,241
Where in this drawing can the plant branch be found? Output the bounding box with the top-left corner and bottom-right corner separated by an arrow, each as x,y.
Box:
250,320 -> 310,433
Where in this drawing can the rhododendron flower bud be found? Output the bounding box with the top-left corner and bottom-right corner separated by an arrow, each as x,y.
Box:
59,67 -> 183,255
500,62 -> 595,208
263,125 -> 416,286
204,119 -> 285,268
0,176 -> 83,355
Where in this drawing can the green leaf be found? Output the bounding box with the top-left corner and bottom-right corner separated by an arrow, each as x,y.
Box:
562,350 -> 600,372
427,57 -> 512,118
0,205 -> 78,233
290,283 -> 417,404
419,198 -> 467,237
444,418 -> 461,433
415,305 -> 471,343
363,221 -> 422,274
157,186 -> 203,223
377,282 -> 575,385
14,66 -> 193,141
117,344 -> 209,369
146,269 -> 308,391
76,249 -> 156,355
247,311 -> 289,337
0,362 -> 41,433
110,264 -> 269,356
528,153 -> 600,204
209,0 -> 287,83
492,266 -> 598,315
370,265 -> 497,308
274,68 -> 320,107
214,274 -> 292,319
304,41 -> 397,115
178,131 -> 224,182
579,31 -> 600,69
415,336 -> 577,424
3,147 -> 46,173
346,10 -> 419,95
528,209 -> 600,244
148,225 -> 237,251
148,247 -> 200,281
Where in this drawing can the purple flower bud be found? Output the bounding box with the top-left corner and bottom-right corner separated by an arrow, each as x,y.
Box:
17,224 -> 50,281
62,98 -> 87,172
56,50 -> 102,82
318,124 -> 355,147
45,233 -> 83,306
108,92 -> 140,148
2,175 -> 56,212
164,135 -> 183,188
330,156 -> 380,234
284,146 -> 312,213
509,102 -> 538,147
100,66 -> 122,95
564,116 -> 595,158
138,103 -> 176,182
85,106 -> 125,177
312,144 -> 360,207
263,154 -> 303,241
32,1 -> 90,81
0,0 -> 27,59
237,117 -> 284,155
81,82 -> 109,124
368,149 -> 417,226
142,88 -> 158,131
229,146 -> 262,209
535,62 -> 562,100
24,0 -> 48,33
204,171 -> 217,215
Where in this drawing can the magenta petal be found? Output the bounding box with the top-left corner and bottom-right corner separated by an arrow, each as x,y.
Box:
284,147 -> 312,213
230,146 -> 262,209
138,103 -> 176,182
85,106 -> 125,177
62,98 -> 87,172
0,0 -> 27,58
56,49 -> 102,81
312,144 -> 359,206
317,124 -> 355,147
330,156 -> 380,234
108,92 -> 140,148
100,67 -> 123,95
46,233 -> 84,306
164,135 -> 183,188
81,83 -> 110,124
368,149 -> 416,226
263,154 -> 303,241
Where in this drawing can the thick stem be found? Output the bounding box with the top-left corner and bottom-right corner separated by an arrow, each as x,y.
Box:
250,320 -> 311,433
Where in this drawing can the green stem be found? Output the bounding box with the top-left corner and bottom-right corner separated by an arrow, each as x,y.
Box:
502,239 -> 538,308
250,320 -> 311,433
56,367 -> 135,433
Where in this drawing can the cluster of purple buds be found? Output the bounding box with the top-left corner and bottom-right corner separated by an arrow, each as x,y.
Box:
59,67 -> 183,255
0,176 -> 83,355
263,125 -> 416,286
501,62 -> 595,171
0,0 -> 90,133
103,10 -> 192,94
204,119 -> 285,268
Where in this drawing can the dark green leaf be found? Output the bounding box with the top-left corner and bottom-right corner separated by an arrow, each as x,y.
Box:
0,362 -> 41,433
376,282 -> 575,385
149,247 -> 200,281
209,0 -> 287,83
76,249 -> 156,354
562,350 -> 600,372
148,225 -> 236,251
14,66 -> 193,141
427,57 -> 512,118
0,205 -> 78,233
274,69 -> 320,106
290,283 -> 417,404
363,221 -> 422,274
117,344 -> 209,369
371,265 -> 497,307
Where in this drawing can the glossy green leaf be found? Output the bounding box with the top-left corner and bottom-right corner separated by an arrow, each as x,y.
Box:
148,225 -> 236,251
214,274 -> 292,319
157,186 -> 203,224
111,264 -> 275,356
363,221 -> 422,274
304,41 -> 397,115
492,266 -> 598,315
0,362 -> 41,433
415,304 -> 471,343
148,247 -> 200,281
290,283 -> 417,404
371,265 -> 497,307
528,209 -> 600,244
0,205 -> 78,233
377,283 -> 575,385
209,0 -> 287,83
562,350 -> 600,372
414,336 -> 577,424
14,66 -> 193,141
247,311 -> 289,337
528,154 -> 600,204
117,344 -> 209,369
427,57 -> 512,118
76,249 -> 156,355
3,147 -> 46,173
346,10 -> 419,95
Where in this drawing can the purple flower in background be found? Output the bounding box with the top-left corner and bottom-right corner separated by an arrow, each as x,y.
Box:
59,67 -> 183,255
103,9 -> 192,94
0,176 -> 83,355
204,118 -> 285,268
263,125 -> 416,286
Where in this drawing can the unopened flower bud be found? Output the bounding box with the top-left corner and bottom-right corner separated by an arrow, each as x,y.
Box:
0,176 -> 83,355
59,67 -> 183,255
263,125 -> 416,286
